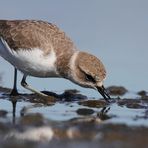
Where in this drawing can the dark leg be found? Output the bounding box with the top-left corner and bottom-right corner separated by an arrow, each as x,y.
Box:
12,99 -> 17,124
10,68 -> 19,96
21,75 -> 47,96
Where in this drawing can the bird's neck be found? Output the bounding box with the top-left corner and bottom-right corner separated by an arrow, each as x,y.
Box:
55,49 -> 79,78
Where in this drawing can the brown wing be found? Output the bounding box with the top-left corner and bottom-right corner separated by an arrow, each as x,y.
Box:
0,20 -> 75,54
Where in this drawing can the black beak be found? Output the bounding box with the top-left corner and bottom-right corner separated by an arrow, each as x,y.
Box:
97,85 -> 111,103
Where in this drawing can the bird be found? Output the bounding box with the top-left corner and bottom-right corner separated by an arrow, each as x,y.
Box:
0,20 -> 110,102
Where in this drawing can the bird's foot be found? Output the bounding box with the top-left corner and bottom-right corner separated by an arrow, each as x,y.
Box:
10,88 -> 19,96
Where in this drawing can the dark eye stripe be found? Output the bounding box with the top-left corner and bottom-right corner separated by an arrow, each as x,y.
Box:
85,74 -> 96,83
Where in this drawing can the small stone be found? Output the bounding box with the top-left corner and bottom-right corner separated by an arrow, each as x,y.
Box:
107,86 -> 128,96
79,100 -> 107,108
62,89 -> 87,101
118,99 -> 147,109
76,108 -> 95,115
137,90 -> 147,97
28,94 -> 56,105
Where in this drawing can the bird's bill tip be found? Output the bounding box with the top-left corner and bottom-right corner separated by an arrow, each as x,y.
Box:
96,85 -> 111,103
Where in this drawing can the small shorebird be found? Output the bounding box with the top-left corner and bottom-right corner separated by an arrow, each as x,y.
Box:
0,20 -> 110,102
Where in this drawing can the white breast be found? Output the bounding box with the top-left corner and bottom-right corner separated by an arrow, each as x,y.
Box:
0,37 -> 59,77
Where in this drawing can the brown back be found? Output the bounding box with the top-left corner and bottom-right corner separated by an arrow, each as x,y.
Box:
0,20 -> 75,55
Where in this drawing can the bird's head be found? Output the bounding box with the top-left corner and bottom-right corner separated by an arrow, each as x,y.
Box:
69,51 -> 111,102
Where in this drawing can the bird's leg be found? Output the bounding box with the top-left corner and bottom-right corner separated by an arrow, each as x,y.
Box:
10,68 -> 19,96
21,75 -> 48,97
12,99 -> 17,124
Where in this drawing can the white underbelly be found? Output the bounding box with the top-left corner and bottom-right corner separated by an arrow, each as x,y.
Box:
0,37 -> 59,77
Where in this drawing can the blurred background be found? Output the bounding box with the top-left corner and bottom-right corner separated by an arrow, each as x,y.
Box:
0,0 -> 147,97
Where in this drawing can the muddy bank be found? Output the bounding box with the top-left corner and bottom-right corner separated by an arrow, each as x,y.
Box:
0,85 -> 148,147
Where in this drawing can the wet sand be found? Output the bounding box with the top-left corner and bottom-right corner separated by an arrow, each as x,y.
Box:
0,85 -> 148,148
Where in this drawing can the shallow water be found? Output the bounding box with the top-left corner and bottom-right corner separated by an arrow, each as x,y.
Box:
0,91 -> 146,125
0,86 -> 148,147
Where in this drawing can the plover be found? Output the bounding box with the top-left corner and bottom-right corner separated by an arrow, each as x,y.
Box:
0,20 -> 110,102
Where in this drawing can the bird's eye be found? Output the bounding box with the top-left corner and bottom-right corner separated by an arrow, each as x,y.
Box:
85,74 -> 96,83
